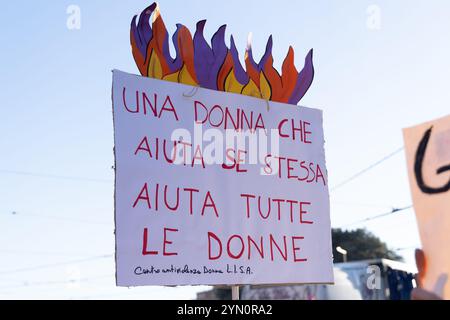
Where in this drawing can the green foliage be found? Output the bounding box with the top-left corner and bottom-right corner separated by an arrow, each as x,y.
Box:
332,228 -> 402,263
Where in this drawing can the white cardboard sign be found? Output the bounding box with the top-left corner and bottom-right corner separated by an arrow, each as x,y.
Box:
112,70 -> 333,286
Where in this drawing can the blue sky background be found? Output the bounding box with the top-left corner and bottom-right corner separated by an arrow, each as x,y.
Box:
0,0 -> 449,299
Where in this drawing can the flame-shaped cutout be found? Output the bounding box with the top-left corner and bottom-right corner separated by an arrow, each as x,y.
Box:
130,3 -> 314,104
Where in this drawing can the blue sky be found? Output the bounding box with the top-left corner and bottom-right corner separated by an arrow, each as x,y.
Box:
0,0 -> 449,299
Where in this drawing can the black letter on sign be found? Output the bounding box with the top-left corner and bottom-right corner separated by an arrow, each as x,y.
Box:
414,126 -> 450,194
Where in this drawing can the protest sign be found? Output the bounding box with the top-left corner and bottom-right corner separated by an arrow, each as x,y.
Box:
403,114 -> 450,299
112,70 -> 333,286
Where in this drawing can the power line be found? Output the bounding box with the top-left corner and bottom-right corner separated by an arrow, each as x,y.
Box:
0,169 -> 112,184
0,254 -> 114,276
2,211 -> 111,226
337,204 -> 413,228
0,249 -> 112,257
0,274 -> 114,291
330,146 -> 404,192
331,200 -> 394,210
329,146 -> 413,229
77,289 -> 157,300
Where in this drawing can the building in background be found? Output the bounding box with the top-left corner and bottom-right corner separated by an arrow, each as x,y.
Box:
197,259 -> 416,300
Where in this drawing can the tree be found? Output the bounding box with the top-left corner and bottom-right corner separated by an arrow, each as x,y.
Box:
332,228 -> 402,263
